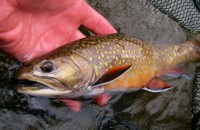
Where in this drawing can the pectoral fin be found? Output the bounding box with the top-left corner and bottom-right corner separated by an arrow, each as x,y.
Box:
93,93 -> 111,106
92,64 -> 132,87
59,99 -> 81,112
143,78 -> 173,93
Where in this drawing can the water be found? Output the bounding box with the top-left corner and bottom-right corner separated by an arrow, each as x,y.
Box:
0,0 -> 196,129
192,66 -> 200,130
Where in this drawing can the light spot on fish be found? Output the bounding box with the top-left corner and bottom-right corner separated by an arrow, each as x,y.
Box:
88,41 -> 96,44
105,63 -> 108,67
101,44 -> 105,49
170,57 -> 173,61
101,53 -> 105,58
189,47 -> 193,51
106,56 -> 110,60
96,71 -> 99,76
115,57 -> 119,61
97,56 -> 101,60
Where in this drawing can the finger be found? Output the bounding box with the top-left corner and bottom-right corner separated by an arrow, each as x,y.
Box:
81,1 -> 117,35
23,30 -> 85,63
68,30 -> 86,43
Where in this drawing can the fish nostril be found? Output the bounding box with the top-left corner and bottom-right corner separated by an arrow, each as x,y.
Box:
29,64 -> 33,70
22,65 -> 33,72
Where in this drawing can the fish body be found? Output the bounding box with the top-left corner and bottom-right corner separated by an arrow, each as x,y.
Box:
16,33 -> 200,98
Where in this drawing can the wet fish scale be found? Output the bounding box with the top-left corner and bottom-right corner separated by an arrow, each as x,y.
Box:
85,35 -> 146,72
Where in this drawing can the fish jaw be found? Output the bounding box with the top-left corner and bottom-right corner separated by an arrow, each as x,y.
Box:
17,72 -> 90,98
18,87 -> 72,97
17,72 -> 72,97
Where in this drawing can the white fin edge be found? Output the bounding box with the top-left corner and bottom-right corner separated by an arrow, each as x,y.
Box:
142,87 -> 173,93
84,86 -> 105,97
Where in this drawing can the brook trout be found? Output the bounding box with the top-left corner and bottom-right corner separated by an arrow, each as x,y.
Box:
16,33 -> 200,99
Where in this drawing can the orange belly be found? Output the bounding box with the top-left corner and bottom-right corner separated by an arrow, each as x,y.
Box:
103,70 -> 156,91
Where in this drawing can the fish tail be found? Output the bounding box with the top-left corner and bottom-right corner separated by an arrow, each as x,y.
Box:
188,33 -> 200,61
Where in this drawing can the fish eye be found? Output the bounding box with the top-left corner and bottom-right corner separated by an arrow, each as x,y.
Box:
40,61 -> 54,73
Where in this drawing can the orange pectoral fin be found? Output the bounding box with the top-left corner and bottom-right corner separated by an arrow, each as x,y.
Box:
59,99 -> 81,112
92,64 -> 132,87
143,78 -> 173,93
93,93 -> 111,106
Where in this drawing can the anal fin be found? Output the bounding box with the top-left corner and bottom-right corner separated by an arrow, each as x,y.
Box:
143,78 -> 173,93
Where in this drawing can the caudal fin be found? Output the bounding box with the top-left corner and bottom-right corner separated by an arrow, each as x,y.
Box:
189,33 -> 200,61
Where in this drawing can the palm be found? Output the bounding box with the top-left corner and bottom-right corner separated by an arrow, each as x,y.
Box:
0,0 -> 116,62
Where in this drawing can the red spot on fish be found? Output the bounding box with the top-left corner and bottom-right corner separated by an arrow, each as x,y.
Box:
60,99 -> 81,112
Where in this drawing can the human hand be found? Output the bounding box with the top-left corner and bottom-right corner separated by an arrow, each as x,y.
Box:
0,0 -> 116,63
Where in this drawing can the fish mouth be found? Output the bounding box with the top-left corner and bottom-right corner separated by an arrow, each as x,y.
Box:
17,74 -> 90,98
17,75 -> 76,98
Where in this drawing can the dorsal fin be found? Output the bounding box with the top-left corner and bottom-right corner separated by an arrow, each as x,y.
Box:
92,64 -> 132,87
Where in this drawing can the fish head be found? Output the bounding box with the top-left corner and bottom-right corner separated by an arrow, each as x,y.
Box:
16,52 -> 94,98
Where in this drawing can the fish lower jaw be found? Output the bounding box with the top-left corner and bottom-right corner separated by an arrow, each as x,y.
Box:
18,86 -> 72,98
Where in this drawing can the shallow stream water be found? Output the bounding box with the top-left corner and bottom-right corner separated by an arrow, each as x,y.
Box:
0,0 -> 197,130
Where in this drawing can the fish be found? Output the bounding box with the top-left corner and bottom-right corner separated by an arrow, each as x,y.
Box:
192,65 -> 200,130
16,33 -> 200,111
